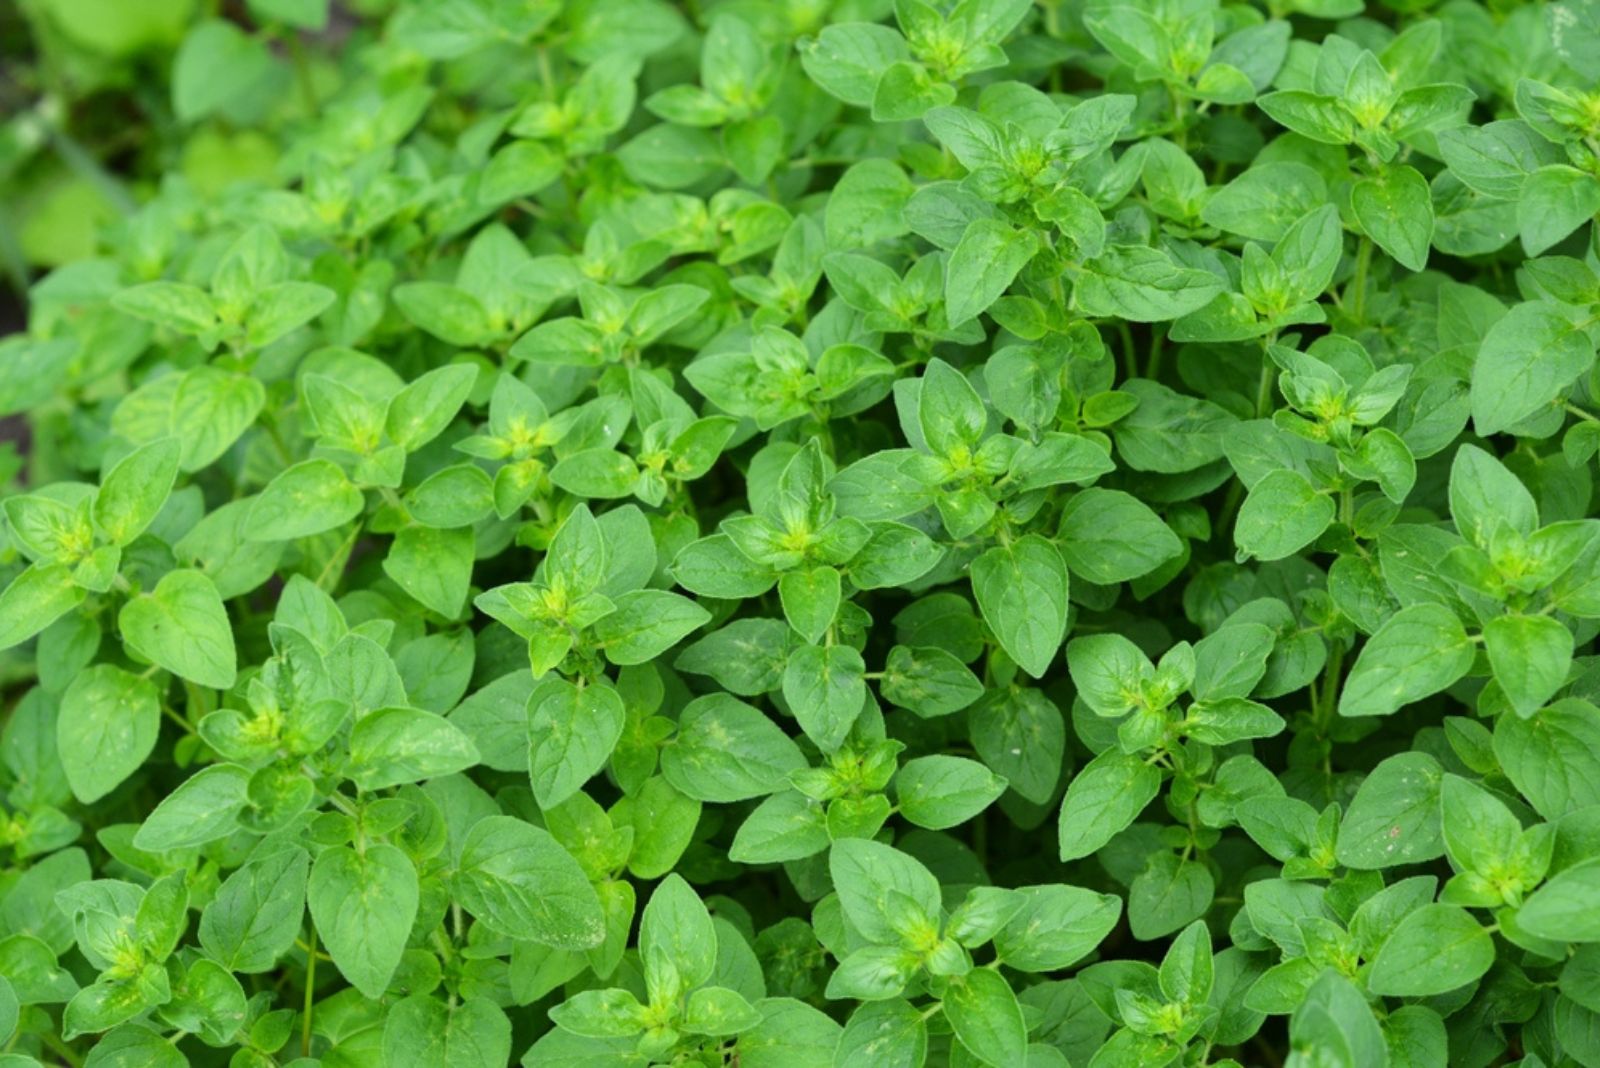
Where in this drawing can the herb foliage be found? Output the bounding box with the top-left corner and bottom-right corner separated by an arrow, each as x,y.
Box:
4,0 -> 1600,1065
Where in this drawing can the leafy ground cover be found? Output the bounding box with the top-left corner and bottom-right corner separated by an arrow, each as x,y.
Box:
3,0 -> 1600,1065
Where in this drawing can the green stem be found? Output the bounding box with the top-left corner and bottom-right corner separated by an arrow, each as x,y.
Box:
284,31 -> 319,114
314,524 -> 361,592
324,791 -> 359,819
160,704 -> 194,735
302,926 -> 318,1057
47,125 -> 136,217
1146,326 -> 1166,380
1316,641 -> 1345,735
1118,321 -> 1138,382
537,46 -> 557,98
262,419 -> 295,468
1348,237 -> 1372,326
0,204 -> 30,297
1168,85 -> 1190,150
1253,358 -> 1275,419
1565,402 -> 1600,423
40,1031 -> 84,1068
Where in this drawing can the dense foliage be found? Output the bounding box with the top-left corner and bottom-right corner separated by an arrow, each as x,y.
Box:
4,0 -> 1600,1065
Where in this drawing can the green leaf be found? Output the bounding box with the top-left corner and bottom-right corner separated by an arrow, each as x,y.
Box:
247,281 -> 334,348
848,523 -> 944,589
1336,752 -> 1446,869
1289,971 -> 1386,1068
780,565 -> 844,642
641,874 -> 717,990
548,987 -> 647,1038
549,448 -> 639,499
801,24 -> 909,107
1184,697 -> 1285,745
1159,921 -> 1213,1006
1440,774 -> 1520,877
660,694 -> 806,803
347,706 -> 480,789
528,680 -> 626,809
1518,860 -> 1600,943
64,977 -> 166,1039
407,464 -> 494,528
615,776 -> 701,880
381,995 -> 512,1068
111,283 -> 217,335
247,0 -> 328,29
674,618 -> 792,697
943,968 -> 1027,1068
593,590 -> 711,665
1129,852 -> 1215,940
386,364 -> 479,451
171,20 -> 275,122
1073,246 -> 1224,322
1235,469 -> 1334,562
1449,443 -> 1538,546
970,535 -> 1069,679
683,986 -> 762,1036
944,219 -> 1039,326
384,524 -> 474,617
918,359 -> 988,457
1057,488 -> 1182,583
1351,163 -> 1434,271
1058,750 -> 1161,861
1494,699 -> 1600,819
132,764 -> 251,852
993,884 -> 1121,971
970,687 -> 1066,805
79,1023 -> 185,1066
1192,623 -> 1275,701
1518,164 -> 1600,255
730,790 -> 830,864
171,368 -> 267,472
782,643 -> 865,752
392,283 -> 493,347
894,756 -> 1006,829
879,645 -> 985,717
1339,604 -> 1473,718
453,815 -> 604,949
0,565 -> 86,653
93,439 -> 180,546
834,1000 -> 927,1068
198,848 -> 309,973
1470,302 -> 1595,436
57,665 -> 160,804
247,459 -> 365,542
307,844 -> 418,999
1367,904 -> 1495,996
1484,613 -> 1572,717
117,569 -> 237,689
829,838 -> 942,946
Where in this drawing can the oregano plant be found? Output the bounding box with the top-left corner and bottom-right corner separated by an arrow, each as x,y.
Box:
3,0 -> 1600,1065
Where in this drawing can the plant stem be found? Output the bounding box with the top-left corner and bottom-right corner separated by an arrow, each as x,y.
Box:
40,1031 -> 83,1068
1253,359 -> 1274,418
1146,326 -> 1166,380
1348,237 -> 1372,326
285,31 -> 319,115
1118,321 -> 1138,382
303,926 -> 318,1057
160,704 -> 194,734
